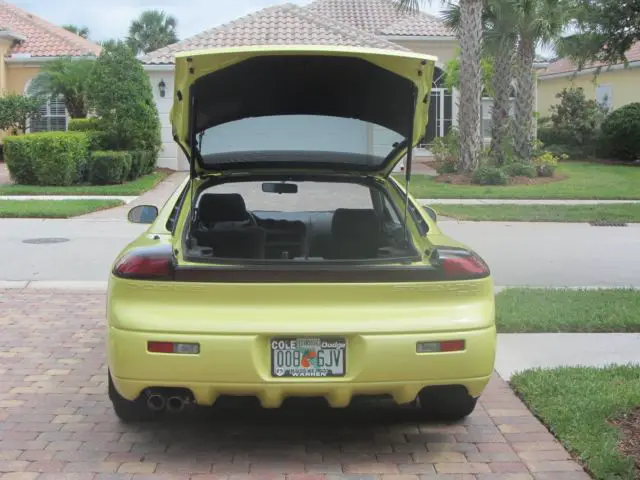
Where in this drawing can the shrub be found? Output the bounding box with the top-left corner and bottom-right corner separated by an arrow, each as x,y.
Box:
88,151 -> 132,185
430,129 -> 459,174
0,93 -> 43,135
88,41 -> 161,154
127,150 -> 156,179
4,132 -> 89,186
471,166 -> 509,185
598,103 -> 640,161
533,151 -> 566,177
68,118 -> 102,132
503,162 -> 536,178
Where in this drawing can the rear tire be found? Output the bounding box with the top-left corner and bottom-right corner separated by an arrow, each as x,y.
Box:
418,385 -> 478,422
108,371 -> 160,423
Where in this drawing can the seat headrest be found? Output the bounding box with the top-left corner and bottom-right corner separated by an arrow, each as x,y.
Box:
331,209 -> 380,239
198,193 -> 249,224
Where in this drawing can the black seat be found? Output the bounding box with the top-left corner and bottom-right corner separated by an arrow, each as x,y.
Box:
194,193 -> 266,259
326,209 -> 381,259
197,193 -> 252,228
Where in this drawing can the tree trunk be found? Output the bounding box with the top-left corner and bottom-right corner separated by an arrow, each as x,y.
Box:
489,36 -> 516,166
456,0 -> 484,172
514,37 -> 536,162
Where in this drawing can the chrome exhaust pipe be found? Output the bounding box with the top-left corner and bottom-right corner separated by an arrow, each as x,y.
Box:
146,393 -> 166,411
166,396 -> 185,413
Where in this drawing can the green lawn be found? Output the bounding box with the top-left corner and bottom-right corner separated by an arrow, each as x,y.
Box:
0,171 -> 170,196
0,199 -> 124,218
511,366 -> 640,480
401,162 -> 640,199
496,288 -> 640,333
435,203 -> 640,222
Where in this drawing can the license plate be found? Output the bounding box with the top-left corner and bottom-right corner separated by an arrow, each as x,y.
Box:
270,337 -> 346,378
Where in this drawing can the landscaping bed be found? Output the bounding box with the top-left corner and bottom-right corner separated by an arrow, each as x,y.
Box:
0,199 -> 124,218
436,203 -> 640,222
436,171 -> 568,185
0,170 -> 169,196
402,162 -> 640,199
511,365 -> 640,480
496,288 -> 640,333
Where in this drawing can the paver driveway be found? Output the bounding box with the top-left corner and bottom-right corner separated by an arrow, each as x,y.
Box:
0,290 -> 589,480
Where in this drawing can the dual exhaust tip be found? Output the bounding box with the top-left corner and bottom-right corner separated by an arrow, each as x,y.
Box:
146,392 -> 187,412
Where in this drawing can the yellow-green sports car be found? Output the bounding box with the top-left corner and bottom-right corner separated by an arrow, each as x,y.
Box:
107,45 -> 496,423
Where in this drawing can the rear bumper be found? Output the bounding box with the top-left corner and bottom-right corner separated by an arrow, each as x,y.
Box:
108,326 -> 496,407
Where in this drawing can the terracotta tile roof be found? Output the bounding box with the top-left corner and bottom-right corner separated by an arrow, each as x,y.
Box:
540,41 -> 640,77
0,0 -> 100,58
141,3 -> 411,65
306,0 -> 454,37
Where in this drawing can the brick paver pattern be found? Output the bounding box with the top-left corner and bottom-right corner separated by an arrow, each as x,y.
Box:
0,290 -> 590,480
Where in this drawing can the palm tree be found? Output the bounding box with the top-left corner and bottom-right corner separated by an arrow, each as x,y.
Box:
513,0 -> 569,161
397,0 -> 484,172
28,57 -> 95,118
127,10 -> 179,55
63,25 -> 90,39
443,0 -> 519,166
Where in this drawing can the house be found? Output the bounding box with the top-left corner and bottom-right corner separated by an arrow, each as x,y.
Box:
0,0 -> 100,137
141,0 -> 461,171
537,42 -> 640,117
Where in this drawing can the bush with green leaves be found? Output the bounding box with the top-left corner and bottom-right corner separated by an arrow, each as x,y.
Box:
430,129 -> 459,174
598,103 -> 640,161
0,93 -> 43,135
68,117 -> 106,152
88,151 -> 132,185
471,166 -> 509,185
128,150 -> 157,179
4,132 -> 89,186
539,87 -> 608,159
88,41 -> 161,154
503,162 -> 536,178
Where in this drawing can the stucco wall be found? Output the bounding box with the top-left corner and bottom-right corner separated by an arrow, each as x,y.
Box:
390,39 -> 458,67
537,67 -> 640,117
6,65 -> 41,94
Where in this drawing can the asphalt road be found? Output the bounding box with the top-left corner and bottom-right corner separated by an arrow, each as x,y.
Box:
1,217 -> 639,287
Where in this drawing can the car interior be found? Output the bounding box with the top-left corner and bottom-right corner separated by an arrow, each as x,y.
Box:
184,181 -> 422,262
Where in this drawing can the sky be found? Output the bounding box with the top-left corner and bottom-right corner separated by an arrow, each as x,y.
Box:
12,0 -> 444,42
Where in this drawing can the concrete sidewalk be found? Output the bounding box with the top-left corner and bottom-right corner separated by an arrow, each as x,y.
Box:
496,333 -> 640,380
419,198 -> 640,205
0,194 -> 137,202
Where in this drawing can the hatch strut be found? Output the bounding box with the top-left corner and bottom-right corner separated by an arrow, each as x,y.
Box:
402,89 -> 417,247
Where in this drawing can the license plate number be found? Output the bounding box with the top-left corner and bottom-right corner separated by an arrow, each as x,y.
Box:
270,337 -> 346,377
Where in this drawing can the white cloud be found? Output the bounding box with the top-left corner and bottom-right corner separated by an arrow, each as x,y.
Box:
11,0 -> 443,41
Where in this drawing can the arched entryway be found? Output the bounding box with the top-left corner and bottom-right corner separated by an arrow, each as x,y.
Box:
422,67 -> 453,145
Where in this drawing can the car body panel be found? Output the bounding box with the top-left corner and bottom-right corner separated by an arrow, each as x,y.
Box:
170,45 -> 436,177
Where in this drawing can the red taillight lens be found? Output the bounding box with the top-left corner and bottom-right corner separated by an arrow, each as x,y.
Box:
432,248 -> 490,280
113,245 -> 174,280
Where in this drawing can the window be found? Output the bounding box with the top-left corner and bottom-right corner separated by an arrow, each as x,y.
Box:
28,95 -> 67,132
24,75 -> 68,133
596,85 -> 613,111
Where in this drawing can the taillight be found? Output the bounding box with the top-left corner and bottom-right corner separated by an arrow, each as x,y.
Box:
431,247 -> 490,280
112,244 -> 174,280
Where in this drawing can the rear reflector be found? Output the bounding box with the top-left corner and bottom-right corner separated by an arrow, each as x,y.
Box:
148,341 -> 200,354
416,340 -> 465,353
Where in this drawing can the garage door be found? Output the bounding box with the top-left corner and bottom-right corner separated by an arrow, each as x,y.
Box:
200,115 -> 370,156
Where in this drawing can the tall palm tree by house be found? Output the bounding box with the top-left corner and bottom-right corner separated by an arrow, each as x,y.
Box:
443,0 -> 519,166
513,0 -> 568,161
127,10 -> 179,56
397,0 -> 484,172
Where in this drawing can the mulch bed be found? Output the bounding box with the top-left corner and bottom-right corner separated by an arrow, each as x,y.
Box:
435,173 -> 569,186
613,407 -> 640,474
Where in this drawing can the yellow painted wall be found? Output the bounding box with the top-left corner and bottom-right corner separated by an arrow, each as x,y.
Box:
391,39 -> 458,68
6,65 -> 41,94
537,67 -> 640,116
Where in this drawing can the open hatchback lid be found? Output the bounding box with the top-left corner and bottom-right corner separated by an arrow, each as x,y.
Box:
171,45 -> 437,178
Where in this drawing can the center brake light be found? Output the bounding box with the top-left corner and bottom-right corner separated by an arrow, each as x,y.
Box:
113,244 -> 175,280
430,247 -> 490,280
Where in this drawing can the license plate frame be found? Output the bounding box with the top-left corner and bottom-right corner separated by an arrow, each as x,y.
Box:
270,337 -> 347,378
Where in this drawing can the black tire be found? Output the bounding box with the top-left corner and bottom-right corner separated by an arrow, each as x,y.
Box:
418,385 -> 478,422
108,371 -> 160,423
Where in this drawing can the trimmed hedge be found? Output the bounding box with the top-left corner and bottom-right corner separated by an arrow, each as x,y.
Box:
88,151 -> 132,185
599,103 -> 640,161
4,132 -> 89,186
68,118 -> 102,132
